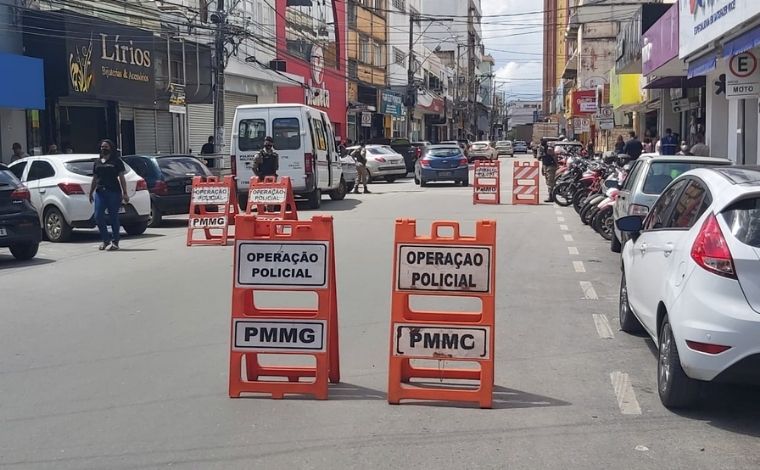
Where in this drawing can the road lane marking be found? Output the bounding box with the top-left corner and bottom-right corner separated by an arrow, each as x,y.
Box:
592,314 -> 614,339
564,234 -> 574,242
557,216 -> 566,222
560,224 -> 569,231
573,261 -> 586,273
610,371 -> 642,415
580,281 -> 598,300
555,210 -> 563,215
568,247 -> 579,255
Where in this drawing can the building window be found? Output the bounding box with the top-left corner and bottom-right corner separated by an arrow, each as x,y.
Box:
348,2 -> 357,27
359,35 -> 370,64
393,47 -> 405,66
348,59 -> 358,79
374,42 -> 383,67
392,0 -> 404,11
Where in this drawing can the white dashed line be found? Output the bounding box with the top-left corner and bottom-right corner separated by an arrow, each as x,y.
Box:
557,216 -> 566,222
555,210 -> 563,215
563,234 -> 574,242
610,371 -> 642,415
559,224 -> 569,231
592,314 -> 614,339
579,281 -> 598,300
573,261 -> 586,273
568,247 -> 579,255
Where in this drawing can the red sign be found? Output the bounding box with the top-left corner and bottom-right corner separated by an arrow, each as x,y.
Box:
730,52 -> 758,78
274,0 -> 347,140
572,89 -> 597,115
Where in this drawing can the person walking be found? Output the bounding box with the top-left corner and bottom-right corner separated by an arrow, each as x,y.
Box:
252,136 -> 279,181
660,128 -> 678,155
614,135 -> 625,155
623,131 -> 644,160
690,133 -> 710,156
351,144 -> 370,194
88,139 -> 129,251
540,139 -> 557,203
10,143 -> 28,162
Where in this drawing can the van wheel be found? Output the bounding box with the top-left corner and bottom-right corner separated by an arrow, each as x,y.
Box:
329,178 -> 347,201
307,188 -> 321,209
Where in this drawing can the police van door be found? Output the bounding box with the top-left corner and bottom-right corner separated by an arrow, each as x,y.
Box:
268,107 -> 304,191
307,111 -> 330,189
321,114 -> 341,188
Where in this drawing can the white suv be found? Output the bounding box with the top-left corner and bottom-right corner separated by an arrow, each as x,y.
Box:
9,154 -> 151,242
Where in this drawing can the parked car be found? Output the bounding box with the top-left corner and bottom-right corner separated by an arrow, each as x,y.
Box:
513,141 -> 528,153
231,104 -> 345,210
0,164 -> 41,260
611,154 -> 732,252
340,154 -> 358,192
122,154 -> 213,227
617,166 -> 760,408
346,145 -> 407,182
408,141 -> 431,171
366,137 -> 413,174
414,145 -> 469,187
468,141 -> 497,161
495,140 -> 513,157
8,154 -> 150,242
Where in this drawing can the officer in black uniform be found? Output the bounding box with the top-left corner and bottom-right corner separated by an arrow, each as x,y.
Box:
253,136 -> 279,181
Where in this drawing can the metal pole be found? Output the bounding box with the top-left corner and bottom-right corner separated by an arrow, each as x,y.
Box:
213,0 -> 225,153
406,13 -> 415,140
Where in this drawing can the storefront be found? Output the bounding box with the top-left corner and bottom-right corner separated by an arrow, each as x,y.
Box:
274,0 -> 347,143
416,91 -> 445,142
0,52 -> 44,161
680,0 -> 760,162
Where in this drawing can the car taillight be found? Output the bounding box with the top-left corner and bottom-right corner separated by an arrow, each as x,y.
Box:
686,340 -> 732,355
136,179 -> 148,191
419,158 -> 431,168
304,153 -> 313,175
629,204 -> 649,216
57,182 -> 85,195
375,157 -> 386,163
231,155 -> 237,176
153,180 -> 169,196
458,157 -> 468,166
691,213 -> 736,279
10,187 -> 30,201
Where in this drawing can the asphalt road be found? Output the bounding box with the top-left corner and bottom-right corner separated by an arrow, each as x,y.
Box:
2,157 -> 760,469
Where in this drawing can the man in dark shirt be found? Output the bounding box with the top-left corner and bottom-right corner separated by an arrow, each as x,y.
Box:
253,136 -> 279,181
201,136 -> 215,155
623,131 -> 644,160
659,128 -> 678,156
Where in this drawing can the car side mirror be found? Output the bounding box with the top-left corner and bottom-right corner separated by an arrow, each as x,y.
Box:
616,215 -> 644,238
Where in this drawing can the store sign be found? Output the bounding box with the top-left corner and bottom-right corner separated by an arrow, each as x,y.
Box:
726,51 -> 760,99
66,19 -> 155,101
305,45 -> 331,108
572,89 -> 596,115
642,5 -> 679,75
168,83 -> 186,114
380,90 -> 403,116
679,0 -> 760,58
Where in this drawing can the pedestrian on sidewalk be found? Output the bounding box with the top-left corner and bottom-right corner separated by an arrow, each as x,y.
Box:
623,131 -> 644,160
252,136 -> 279,181
690,133 -> 709,156
614,135 -> 625,155
659,128 -> 678,155
351,144 -> 370,194
89,139 -> 129,251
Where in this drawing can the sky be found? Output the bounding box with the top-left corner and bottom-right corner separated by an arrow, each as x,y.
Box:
481,0 -> 544,103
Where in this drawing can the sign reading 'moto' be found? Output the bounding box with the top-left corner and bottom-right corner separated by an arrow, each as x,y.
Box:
396,245 -> 492,293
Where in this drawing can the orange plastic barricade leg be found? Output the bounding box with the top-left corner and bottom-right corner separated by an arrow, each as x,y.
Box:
473,160 -> 501,205
229,215 -> 339,400
245,176 -> 298,220
388,219 -> 497,408
186,176 -> 236,246
511,161 -> 540,205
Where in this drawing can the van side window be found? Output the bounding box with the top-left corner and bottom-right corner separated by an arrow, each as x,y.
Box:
273,118 -> 301,150
312,119 -> 327,151
238,119 -> 266,151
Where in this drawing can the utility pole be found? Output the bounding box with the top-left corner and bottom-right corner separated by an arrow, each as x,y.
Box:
406,13 -> 416,140
452,44 -> 461,139
213,0 -> 226,153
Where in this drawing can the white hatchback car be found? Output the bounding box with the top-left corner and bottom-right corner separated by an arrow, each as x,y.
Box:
9,154 -> 151,242
617,166 -> 760,408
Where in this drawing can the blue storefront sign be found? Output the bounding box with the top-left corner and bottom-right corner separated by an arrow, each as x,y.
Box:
380,90 -> 403,116
0,53 -> 45,110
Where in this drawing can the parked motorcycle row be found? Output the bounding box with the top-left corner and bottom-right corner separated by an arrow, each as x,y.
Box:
551,153 -> 629,241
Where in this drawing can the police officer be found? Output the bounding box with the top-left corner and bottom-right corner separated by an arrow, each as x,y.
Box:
350,144 -> 371,194
540,138 -> 557,203
253,136 -> 279,181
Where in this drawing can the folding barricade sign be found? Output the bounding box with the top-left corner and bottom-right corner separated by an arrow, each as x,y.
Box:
473,160 -> 501,205
246,176 -> 298,220
186,175 -> 237,246
229,214 -> 339,399
512,161 -> 540,205
388,219 -> 497,408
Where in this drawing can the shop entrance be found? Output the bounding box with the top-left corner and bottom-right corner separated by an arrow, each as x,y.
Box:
59,106 -> 109,154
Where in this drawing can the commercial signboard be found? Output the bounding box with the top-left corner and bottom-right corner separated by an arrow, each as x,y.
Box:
380,90 -> 403,116
571,89 -> 597,115
642,4 -> 679,75
679,0 -> 760,58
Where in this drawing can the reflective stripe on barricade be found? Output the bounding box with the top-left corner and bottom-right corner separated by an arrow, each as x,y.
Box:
246,176 -> 298,220
186,175 -> 237,246
388,219 -> 497,408
512,161 -> 540,205
473,160 -> 501,205
229,215 -> 340,399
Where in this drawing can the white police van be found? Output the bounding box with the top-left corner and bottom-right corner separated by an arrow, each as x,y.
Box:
231,104 -> 345,209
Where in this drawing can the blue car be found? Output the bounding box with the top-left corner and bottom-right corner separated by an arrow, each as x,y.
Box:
414,145 -> 470,187
513,140 -> 528,153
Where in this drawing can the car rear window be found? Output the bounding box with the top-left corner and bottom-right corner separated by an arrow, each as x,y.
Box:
429,148 -> 462,157
65,159 -> 96,176
0,169 -> 20,186
471,143 -> 487,149
273,118 -> 301,150
157,157 -> 209,178
723,197 -> 760,248
367,147 -> 393,155
642,162 -> 723,195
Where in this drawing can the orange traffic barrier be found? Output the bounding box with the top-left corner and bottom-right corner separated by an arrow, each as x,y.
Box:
186,175 -> 237,246
512,161 -> 540,205
245,176 -> 298,220
473,160 -> 501,205
388,219 -> 497,408
229,214 -> 340,399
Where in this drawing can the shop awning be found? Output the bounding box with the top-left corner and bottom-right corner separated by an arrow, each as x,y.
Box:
687,54 -> 717,79
723,25 -> 760,58
644,76 -> 706,89
0,53 -> 44,110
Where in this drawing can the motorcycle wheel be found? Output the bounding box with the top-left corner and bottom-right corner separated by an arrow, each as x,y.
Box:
593,206 -> 614,241
584,206 -> 599,226
573,188 -> 590,214
553,182 -> 574,207
579,201 -> 594,225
